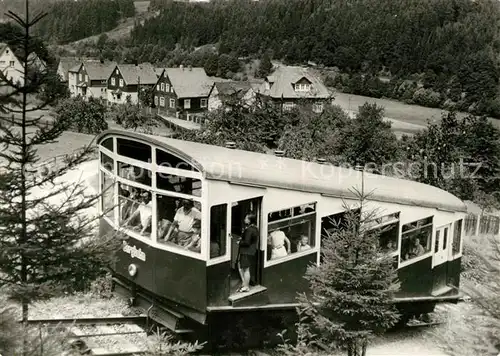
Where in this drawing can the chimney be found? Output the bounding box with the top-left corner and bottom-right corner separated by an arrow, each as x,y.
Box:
316,158 -> 326,164
225,141 -> 236,149
274,150 -> 284,157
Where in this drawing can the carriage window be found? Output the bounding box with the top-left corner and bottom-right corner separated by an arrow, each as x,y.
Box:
452,219 -> 462,255
156,172 -> 201,197
364,212 -> 399,253
117,183 -> 152,239
210,204 -> 226,259
157,194 -> 202,253
117,138 -> 151,163
100,152 -> 113,172
400,216 -> 433,263
101,137 -> 114,151
101,172 -> 115,219
118,162 -> 151,186
156,148 -> 199,172
267,203 -> 316,261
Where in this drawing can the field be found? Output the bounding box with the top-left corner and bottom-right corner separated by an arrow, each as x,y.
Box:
333,91 -> 500,132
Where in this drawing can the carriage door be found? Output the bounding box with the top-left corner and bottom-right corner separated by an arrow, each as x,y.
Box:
432,224 -> 451,292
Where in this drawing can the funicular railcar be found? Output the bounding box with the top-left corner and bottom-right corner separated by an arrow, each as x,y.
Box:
96,130 -> 466,338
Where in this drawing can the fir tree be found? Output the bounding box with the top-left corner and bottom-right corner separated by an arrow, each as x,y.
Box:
257,51 -> 273,78
279,187 -> 400,356
0,2 -> 118,328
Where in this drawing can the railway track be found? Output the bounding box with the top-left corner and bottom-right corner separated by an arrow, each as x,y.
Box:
26,315 -> 150,355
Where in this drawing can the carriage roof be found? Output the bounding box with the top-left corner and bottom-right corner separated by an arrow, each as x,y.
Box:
97,130 -> 467,213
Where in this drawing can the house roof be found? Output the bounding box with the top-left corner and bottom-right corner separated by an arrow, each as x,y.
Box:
257,66 -> 331,99
117,63 -> 158,85
83,60 -> 117,81
161,67 -> 213,98
58,57 -> 90,80
211,81 -> 252,99
96,130 -> 467,213
0,43 -> 8,56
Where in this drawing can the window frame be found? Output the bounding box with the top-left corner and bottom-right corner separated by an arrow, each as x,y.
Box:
111,78 -> 115,86
154,96 -> 158,106
165,84 -> 170,92
207,203 -> 230,265
184,99 -> 191,109
312,102 -> 324,113
98,135 -> 207,261
264,202 -> 318,268
160,83 -> 164,91
169,98 -> 176,108
201,98 -> 208,108
119,79 -> 124,87
364,212 -> 400,258
159,97 -> 165,107
399,216 -> 434,268
452,218 -> 464,258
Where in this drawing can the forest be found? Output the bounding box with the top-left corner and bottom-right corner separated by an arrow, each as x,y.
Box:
126,0 -> 500,117
35,0 -> 135,43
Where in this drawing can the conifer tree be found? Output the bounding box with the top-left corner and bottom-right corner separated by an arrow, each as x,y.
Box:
0,2 -> 118,327
279,187 -> 400,356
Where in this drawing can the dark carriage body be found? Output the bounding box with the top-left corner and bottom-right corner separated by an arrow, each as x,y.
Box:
96,130 -> 466,334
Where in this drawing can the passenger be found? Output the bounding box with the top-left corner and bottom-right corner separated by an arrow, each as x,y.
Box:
210,239 -> 220,258
297,235 -> 311,252
269,229 -> 291,259
164,199 -> 201,246
411,238 -> 425,257
385,241 -> 394,251
237,213 -> 259,293
185,220 -> 201,252
126,191 -> 152,235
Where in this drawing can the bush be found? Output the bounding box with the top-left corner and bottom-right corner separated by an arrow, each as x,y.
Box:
89,272 -> 114,299
412,87 -> 442,108
56,97 -> 108,134
442,98 -> 457,111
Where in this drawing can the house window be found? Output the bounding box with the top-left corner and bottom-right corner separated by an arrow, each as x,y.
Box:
154,96 -> 158,106
165,84 -> 170,92
169,99 -> 175,108
119,79 -> 124,87
156,84 -> 159,91
115,69 -> 119,74
400,216 -> 433,263
184,99 -> 191,109
111,78 -> 115,86
312,102 -> 324,113
283,102 -> 295,111
159,97 -> 165,107
160,83 -> 164,91
79,73 -> 82,81
452,219 -> 463,255
201,98 -> 207,108
84,74 -> 88,82
210,204 -> 227,259
9,61 -> 14,67
267,203 -> 316,261
295,83 -> 311,91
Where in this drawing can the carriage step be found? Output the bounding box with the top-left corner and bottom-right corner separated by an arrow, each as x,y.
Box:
431,285 -> 454,297
228,285 -> 268,307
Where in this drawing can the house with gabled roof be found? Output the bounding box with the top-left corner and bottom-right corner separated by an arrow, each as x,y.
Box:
107,63 -> 158,105
207,80 -> 256,112
70,60 -> 117,100
0,42 -> 25,86
153,65 -> 213,124
57,57 -> 91,83
256,65 -> 332,113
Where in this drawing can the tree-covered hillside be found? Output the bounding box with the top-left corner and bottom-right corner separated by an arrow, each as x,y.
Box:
128,0 -> 500,116
35,0 -> 135,43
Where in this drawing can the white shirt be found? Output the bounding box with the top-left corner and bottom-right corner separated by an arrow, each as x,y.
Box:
138,201 -> 152,228
174,206 -> 201,232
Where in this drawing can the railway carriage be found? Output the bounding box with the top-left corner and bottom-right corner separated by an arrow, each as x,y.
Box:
96,129 -> 466,337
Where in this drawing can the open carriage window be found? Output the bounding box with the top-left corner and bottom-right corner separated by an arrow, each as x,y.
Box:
363,212 -> 400,254
118,162 -> 151,186
267,203 -> 316,261
117,138 -> 151,163
156,148 -> 199,172
452,219 -> 463,255
210,204 -> 226,259
400,216 -> 433,263
118,183 -> 152,239
157,195 -> 202,253
101,172 -> 115,220
156,172 -> 201,197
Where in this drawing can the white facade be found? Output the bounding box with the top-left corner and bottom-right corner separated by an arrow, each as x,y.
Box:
107,91 -> 138,105
0,45 -> 24,86
68,71 -> 78,97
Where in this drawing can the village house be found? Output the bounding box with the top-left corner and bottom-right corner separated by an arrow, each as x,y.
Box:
256,65 -> 331,113
153,66 -> 213,124
0,43 -> 24,86
69,60 -> 117,100
57,57 -> 90,83
207,80 -> 256,111
107,63 -> 158,105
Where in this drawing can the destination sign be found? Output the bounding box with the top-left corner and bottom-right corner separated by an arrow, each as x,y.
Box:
122,241 -> 146,261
